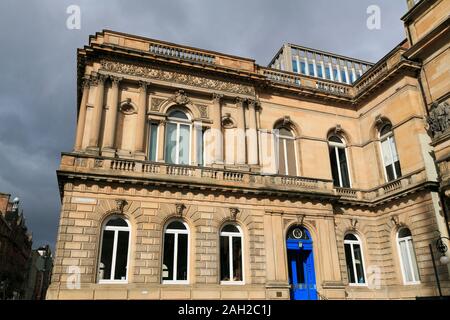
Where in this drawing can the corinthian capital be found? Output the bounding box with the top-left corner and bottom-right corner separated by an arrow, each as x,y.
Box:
235,97 -> 245,106
212,93 -> 223,103
110,75 -> 123,86
138,80 -> 150,91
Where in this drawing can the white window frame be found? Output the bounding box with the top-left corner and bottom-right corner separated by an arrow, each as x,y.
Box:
379,126 -> 401,182
397,229 -> 420,285
166,111 -> 192,165
220,224 -> 245,285
329,137 -> 352,188
98,216 -> 131,284
276,130 -> 298,176
344,234 -> 367,286
162,220 -> 190,284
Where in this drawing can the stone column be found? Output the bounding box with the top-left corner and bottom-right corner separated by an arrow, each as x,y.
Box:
157,120 -> 166,163
211,93 -> 223,165
102,76 -> 121,157
88,74 -> 106,152
247,100 -> 258,165
73,78 -> 90,151
135,81 -> 149,160
235,97 -> 246,165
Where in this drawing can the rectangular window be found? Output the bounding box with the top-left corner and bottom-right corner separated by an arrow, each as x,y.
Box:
165,123 -> 177,164
177,233 -> 188,281
148,122 -> 158,161
317,64 -> 323,78
114,231 -> 129,280
292,59 -> 298,73
325,67 -> 331,80
220,236 -> 230,281
341,70 -> 347,83
344,243 -> 355,283
232,237 -> 243,281
333,68 -> 339,81
300,61 -> 306,74
308,63 -> 315,76
179,124 -> 190,165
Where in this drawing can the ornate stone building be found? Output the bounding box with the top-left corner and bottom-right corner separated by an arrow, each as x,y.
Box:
48,0 -> 450,300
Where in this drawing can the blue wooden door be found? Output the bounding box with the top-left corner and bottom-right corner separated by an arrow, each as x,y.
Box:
287,239 -> 317,300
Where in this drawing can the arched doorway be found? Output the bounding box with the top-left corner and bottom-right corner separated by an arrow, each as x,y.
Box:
286,225 -> 317,300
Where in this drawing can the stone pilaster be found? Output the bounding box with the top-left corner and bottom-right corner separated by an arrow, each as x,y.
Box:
102,76 -> 122,157
87,74 -> 106,153
74,78 -> 90,151
157,120 -> 166,163
135,81 -> 150,160
247,99 -> 259,166
211,93 -> 223,165
235,97 -> 246,165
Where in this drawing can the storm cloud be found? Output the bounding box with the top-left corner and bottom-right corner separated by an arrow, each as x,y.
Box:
0,0 -> 407,249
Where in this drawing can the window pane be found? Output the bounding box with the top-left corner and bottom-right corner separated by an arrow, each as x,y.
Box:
222,224 -> 240,233
338,147 -> 350,188
407,240 -> 420,282
341,70 -> 347,83
344,243 -> 355,283
308,63 -> 314,76
300,62 -> 306,74
317,64 -> 323,78
386,164 -> 395,182
106,218 -> 128,227
100,230 -> 114,280
329,146 -> 340,187
292,59 -> 298,73
149,123 -> 158,161
169,110 -> 188,120
197,127 -> 204,166
278,138 -> 286,175
220,236 -> 230,281
381,138 -> 393,165
177,233 -> 188,280
325,67 -> 331,80
232,237 -> 243,281
165,123 -> 177,164
179,124 -> 190,165
114,231 -> 129,280
399,240 -> 413,282
167,221 -> 186,230
163,233 -> 175,280
333,68 -> 339,81
390,137 -> 399,162
286,138 -> 296,176
353,244 -> 365,284
394,161 -> 402,179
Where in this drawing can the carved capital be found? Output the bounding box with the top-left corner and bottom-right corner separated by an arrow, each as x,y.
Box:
110,76 -> 122,86
212,93 -> 223,103
81,77 -> 91,89
235,97 -> 245,106
138,80 -> 150,92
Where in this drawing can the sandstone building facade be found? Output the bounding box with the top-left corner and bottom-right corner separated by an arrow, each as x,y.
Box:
47,0 -> 450,300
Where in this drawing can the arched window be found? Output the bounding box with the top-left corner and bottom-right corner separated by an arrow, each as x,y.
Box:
328,135 -> 351,188
220,224 -> 244,284
379,124 -> 401,181
344,233 -> 366,285
165,109 -> 191,165
397,228 -> 420,284
162,220 -> 189,283
98,217 -> 130,283
275,127 -> 297,176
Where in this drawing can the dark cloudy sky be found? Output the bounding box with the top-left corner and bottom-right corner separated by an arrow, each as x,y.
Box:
0,0 -> 407,249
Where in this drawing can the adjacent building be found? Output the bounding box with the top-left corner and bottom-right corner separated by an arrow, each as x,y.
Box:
24,245 -> 53,300
0,193 -> 32,299
48,0 -> 450,300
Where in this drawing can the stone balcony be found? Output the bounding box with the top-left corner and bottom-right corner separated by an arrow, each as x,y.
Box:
58,153 -> 435,206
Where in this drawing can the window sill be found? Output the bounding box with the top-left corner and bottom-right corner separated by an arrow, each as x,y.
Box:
98,280 -> 128,284
403,281 -> 421,286
348,283 -> 368,287
162,280 -> 189,285
220,281 -> 245,286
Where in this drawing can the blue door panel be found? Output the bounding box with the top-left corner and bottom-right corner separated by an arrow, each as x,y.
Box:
287,239 -> 317,300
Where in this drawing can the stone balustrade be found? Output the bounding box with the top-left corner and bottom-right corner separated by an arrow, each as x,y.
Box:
149,43 -> 215,65
61,154 -> 430,204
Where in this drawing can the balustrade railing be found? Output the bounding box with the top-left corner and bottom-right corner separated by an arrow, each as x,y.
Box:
263,69 -> 302,86
149,43 -> 215,65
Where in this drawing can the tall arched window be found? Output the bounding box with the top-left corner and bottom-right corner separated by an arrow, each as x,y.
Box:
397,228 -> 420,284
275,127 -> 297,176
328,135 -> 351,188
344,234 -> 366,285
165,109 -> 191,165
380,124 -> 401,182
98,217 -> 130,283
220,224 -> 244,284
162,220 -> 189,284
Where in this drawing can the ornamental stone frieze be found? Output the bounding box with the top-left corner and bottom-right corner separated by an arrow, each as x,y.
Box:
100,59 -> 255,96
426,101 -> 450,138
